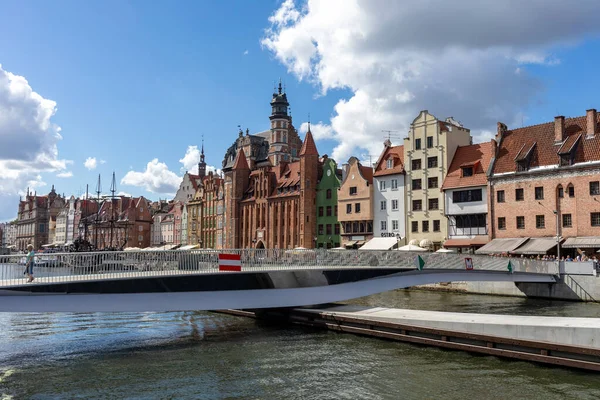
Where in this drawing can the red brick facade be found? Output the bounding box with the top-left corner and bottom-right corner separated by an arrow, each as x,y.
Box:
489,110 -> 600,243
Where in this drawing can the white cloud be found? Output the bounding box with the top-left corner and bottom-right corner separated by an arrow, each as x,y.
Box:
84,157 -> 98,170
0,64 -> 70,221
243,50 -> 249,55
56,171 -> 73,178
179,145 -> 201,173
299,121 -> 334,141
121,159 -> 182,194
262,0 -> 600,161
117,191 -> 131,197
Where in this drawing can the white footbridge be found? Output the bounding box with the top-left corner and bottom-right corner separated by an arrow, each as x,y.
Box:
0,249 -> 558,312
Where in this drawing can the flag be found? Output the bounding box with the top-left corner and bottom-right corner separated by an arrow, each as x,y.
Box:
415,255 -> 425,271
507,260 -> 513,273
219,253 -> 242,271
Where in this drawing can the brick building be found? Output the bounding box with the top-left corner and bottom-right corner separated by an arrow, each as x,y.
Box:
187,172 -> 225,249
338,157 -> 374,248
222,85 -> 320,249
483,109 -> 600,256
16,186 -> 65,250
91,196 -> 152,249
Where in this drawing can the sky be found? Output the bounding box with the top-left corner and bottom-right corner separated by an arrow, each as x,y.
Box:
1,0 -> 600,222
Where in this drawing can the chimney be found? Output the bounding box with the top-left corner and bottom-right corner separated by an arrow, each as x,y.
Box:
586,109 -> 597,138
496,122 -> 507,141
554,116 -> 565,142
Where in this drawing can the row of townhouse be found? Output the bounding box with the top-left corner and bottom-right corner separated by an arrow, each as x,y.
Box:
345,108 -> 600,256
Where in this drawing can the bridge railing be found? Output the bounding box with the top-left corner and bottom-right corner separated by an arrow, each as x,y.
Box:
0,249 -> 558,287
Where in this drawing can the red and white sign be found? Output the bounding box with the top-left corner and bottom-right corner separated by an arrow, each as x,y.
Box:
218,253 -> 242,271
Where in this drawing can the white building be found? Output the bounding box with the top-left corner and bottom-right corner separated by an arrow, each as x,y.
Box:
66,196 -> 76,244
372,141 -> 406,243
55,206 -> 68,245
151,213 -> 166,246
441,142 -> 493,252
181,204 -> 188,246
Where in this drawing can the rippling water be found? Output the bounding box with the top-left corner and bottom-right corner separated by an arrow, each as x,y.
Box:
1,290 -> 600,399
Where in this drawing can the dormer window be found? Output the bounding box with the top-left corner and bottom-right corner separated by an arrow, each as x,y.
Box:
386,159 -> 393,169
462,167 -> 473,177
557,134 -> 581,167
514,141 -> 536,172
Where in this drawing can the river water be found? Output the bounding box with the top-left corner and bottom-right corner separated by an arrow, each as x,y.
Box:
1,290 -> 600,399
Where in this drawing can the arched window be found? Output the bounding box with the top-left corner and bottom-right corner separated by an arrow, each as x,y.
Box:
567,183 -> 575,198
557,184 -> 564,199
326,189 -> 332,199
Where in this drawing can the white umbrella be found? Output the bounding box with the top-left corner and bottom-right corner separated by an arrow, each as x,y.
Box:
408,239 -> 420,246
397,244 -> 428,252
436,248 -> 456,253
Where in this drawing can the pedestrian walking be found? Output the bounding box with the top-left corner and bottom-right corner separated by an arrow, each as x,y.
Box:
24,244 -> 35,282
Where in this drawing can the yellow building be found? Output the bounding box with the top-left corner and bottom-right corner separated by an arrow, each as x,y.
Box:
404,111 -> 471,250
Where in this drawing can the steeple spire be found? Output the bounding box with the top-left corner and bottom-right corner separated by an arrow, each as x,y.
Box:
198,134 -> 207,178
278,77 -> 282,95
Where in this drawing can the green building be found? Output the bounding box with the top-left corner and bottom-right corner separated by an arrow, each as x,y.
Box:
316,156 -> 342,248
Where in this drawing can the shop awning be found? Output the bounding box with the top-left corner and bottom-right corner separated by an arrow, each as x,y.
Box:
359,237 -> 399,250
443,237 -> 489,248
475,237 -> 529,255
562,237 -> 600,248
512,237 -> 559,255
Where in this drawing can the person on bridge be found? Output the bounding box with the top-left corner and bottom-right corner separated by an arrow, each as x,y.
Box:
24,244 -> 35,282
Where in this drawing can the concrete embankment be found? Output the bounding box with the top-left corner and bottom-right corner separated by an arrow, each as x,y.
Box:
220,305 -> 600,371
416,273 -> 600,302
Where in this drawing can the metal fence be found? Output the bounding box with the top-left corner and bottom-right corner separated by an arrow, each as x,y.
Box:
0,249 -> 559,287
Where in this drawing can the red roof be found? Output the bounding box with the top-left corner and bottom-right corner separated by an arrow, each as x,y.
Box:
373,145 -> 405,177
359,165 -> 373,184
442,142 -> 493,190
493,112 -> 600,174
232,149 -> 250,170
300,130 -> 319,156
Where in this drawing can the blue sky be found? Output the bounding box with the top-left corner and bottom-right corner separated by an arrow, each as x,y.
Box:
1,0 -> 600,221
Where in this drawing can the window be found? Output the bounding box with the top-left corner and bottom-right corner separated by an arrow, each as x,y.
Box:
590,181 -> 600,195
535,187 -> 544,200
558,186 -> 564,198
496,190 -> 505,203
392,199 -> 399,210
326,206 -> 332,216
422,221 -> 429,232
415,138 -> 421,150
412,200 -> 422,211
515,188 -> 524,201
346,204 -> 352,214
498,217 -> 506,230
568,184 -> 575,197
412,179 -> 422,190
138,225 -> 143,232
380,181 -> 386,191
326,224 -> 332,235
428,157 -> 438,169
428,177 -> 438,189
592,213 -> 600,227
318,224 -> 324,235
391,179 -> 398,189
426,136 -> 433,148
326,189 -> 332,199
411,221 -> 418,233
334,205 -> 338,216
428,198 -> 439,210
516,216 -> 525,229
386,159 -> 393,169
318,207 -> 324,217
334,224 -> 340,234
462,167 -> 473,177
380,201 -> 387,211
392,220 -> 399,230
452,189 -> 483,203
349,187 -> 357,195
433,220 -> 440,232
381,221 -> 387,231
138,235 -> 143,241
412,159 -> 422,170
562,214 -> 572,228
536,215 -> 545,229
355,203 -> 361,213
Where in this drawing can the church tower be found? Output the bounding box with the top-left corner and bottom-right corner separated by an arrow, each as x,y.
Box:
198,138 -> 207,178
268,80 -> 292,166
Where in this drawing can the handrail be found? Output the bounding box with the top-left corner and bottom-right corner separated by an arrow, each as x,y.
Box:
0,249 -> 559,288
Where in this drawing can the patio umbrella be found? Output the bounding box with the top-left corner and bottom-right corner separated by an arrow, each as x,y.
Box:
397,244 -> 428,252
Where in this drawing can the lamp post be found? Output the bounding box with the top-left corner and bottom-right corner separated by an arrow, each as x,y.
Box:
553,210 -> 561,263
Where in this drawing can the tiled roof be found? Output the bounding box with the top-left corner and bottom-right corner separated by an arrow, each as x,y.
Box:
493,113 -> 600,174
359,165 -> 373,184
442,142 -> 493,190
232,149 -> 250,170
373,145 -> 405,177
299,130 -> 319,156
